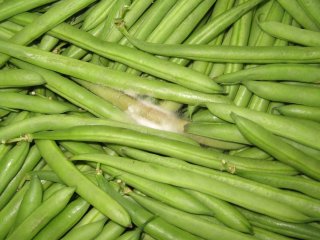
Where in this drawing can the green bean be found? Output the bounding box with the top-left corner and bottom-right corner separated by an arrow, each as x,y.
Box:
11,175 -> 43,232
244,81 -> 320,107
190,0 -> 234,76
0,92 -> 79,114
191,109 -> 226,123
180,0 -> 264,46
19,12 -> 223,93
175,133 -> 246,150
164,0 -> 218,45
232,147 -> 272,160
0,26 -> 15,40
42,183 -> 65,201
115,228 -> 142,240
259,20 -> 320,47
273,11 -> 293,47
0,69 -> 45,88
34,197 -> 90,240
185,122 -> 251,145
232,113 -> 320,180
74,207 -> 107,228
276,0 -> 320,31
90,0 -> 131,66
297,0 -> 320,29
251,0 -> 284,47
35,140 -> 131,227
0,142 -> 29,195
30,125 -> 298,175
97,174 -> 216,240
29,170 -> 63,184
238,172 -> 320,200
206,103 -> 320,150
184,188 -> 252,233
0,114 -> 196,145
95,221 -> 126,240
7,186 -> 75,240
61,219 -> 107,240
38,34 -> 60,51
224,0 -> 254,99
122,35 -> 320,63
11,60 -> 131,122
65,0 -> 152,60
2,41 -> 230,105
71,153 -> 311,223
101,166 -> 211,215
276,104 -> 320,122
0,20 -> 23,33
82,0 -> 116,31
116,146 -> 320,220
145,0 -> 203,43
238,207 -> 320,239
0,145 -> 42,209
0,0 -> 97,67
214,64 -> 320,84
252,226 -> 292,240
129,191 -> 256,240
0,0 -> 58,22
103,0 -> 154,43
0,184 -> 28,239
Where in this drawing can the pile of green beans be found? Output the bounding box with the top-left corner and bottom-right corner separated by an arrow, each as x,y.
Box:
0,0 -> 320,239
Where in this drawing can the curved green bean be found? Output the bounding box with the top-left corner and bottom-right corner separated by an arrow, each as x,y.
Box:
0,92 -> 78,114
30,125 -> 298,175
191,109 -> 226,123
206,103 -> 320,150
0,0 -> 58,22
297,0 -> 320,29
238,207 -> 320,239
116,146 -> 320,219
12,12 -> 223,94
95,221 -> 126,240
277,0 -> 320,31
130,192 -> 256,240
214,64 -> 320,84
243,80 -> 320,107
0,142 -> 29,195
0,69 -> 45,88
232,113 -> 320,180
61,219 -> 107,240
35,140 -> 131,227
2,40 -> 230,105
7,186 -> 75,240
101,166 -> 210,215
97,176 -> 201,240
71,153 -> 311,223
0,145 -> 41,209
276,104 -> 320,122
11,175 -> 43,231
0,184 -> 28,239
0,114 -> 196,145
184,188 -> 252,233
0,0 -> 97,67
259,20 -> 320,46
11,60 -> 130,122
34,197 -> 90,240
